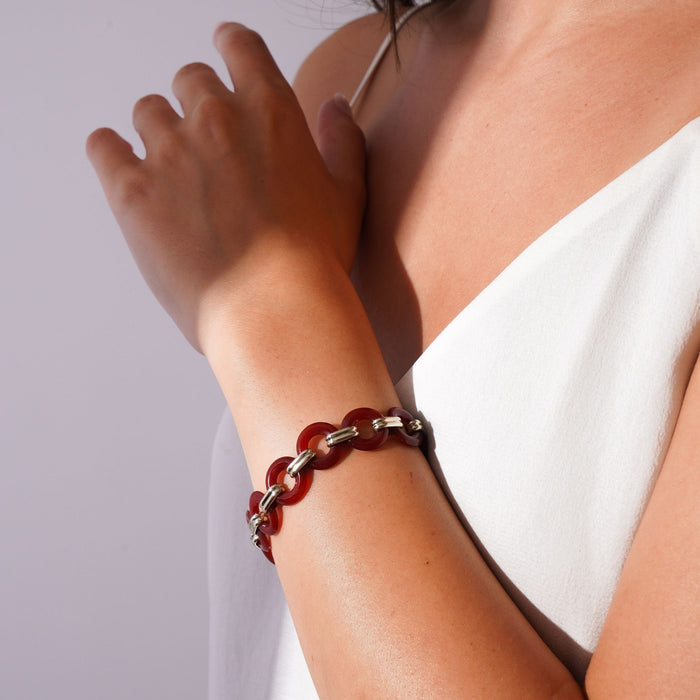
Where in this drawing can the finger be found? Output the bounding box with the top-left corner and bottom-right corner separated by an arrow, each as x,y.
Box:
171,61 -> 230,116
317,95 -> 366,204
213,23 -> 290,95
86,127 -> 140,192
132,94 -> 180,148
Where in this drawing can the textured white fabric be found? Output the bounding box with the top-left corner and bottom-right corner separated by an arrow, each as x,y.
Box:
394,115 -> 700,681
208,115 -> 700,698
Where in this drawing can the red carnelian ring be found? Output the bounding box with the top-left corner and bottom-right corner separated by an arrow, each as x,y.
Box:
342,407 -> 388,450
246,490 -> 264,520
296,421 -> 347,470
266,456 -> 313,505
388,406 -> 423,447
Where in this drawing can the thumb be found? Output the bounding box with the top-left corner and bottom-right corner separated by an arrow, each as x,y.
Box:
316,94 -> 366,202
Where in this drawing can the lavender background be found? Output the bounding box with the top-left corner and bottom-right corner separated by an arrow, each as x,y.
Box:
0,1 -> 365,697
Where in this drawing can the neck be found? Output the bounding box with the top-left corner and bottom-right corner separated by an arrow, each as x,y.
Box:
428,0 -> 628,50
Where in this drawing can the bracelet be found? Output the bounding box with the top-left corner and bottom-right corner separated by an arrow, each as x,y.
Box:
246,406 -> 424,564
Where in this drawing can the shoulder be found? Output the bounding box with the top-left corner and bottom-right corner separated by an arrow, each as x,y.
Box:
292,12 -> 389,137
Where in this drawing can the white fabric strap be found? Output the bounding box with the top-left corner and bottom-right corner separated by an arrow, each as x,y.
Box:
349,4 -> 427,110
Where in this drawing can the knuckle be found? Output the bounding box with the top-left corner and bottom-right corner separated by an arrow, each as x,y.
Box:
113,167 -> 149,207
155,129 -> 188,163
193,93 -> 231,125
191,95 -> 237,147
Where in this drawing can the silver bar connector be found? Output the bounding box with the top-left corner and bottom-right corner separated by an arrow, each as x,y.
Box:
325,425 -> 359,447
248,513 -> 264,539
286,449 -> 316,477
372,416 -> 404,432
259,484 -> 286,514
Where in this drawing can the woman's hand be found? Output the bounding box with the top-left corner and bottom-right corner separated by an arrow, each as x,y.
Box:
86,23 -> 366,353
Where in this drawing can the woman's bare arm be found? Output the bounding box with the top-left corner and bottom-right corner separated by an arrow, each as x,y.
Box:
87,19 -> 700,698
585,351 -> 700,697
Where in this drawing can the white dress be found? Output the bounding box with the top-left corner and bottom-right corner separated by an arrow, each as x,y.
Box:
207,14 -> 700,699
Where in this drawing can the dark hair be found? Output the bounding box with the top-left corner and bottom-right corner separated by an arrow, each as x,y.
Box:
370,0 -> 417,38
370,1 -> 454,60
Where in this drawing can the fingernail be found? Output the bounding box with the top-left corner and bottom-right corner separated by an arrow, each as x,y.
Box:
333,93 -> 353,118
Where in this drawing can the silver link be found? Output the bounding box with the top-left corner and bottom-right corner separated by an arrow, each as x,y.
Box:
286,449 -> 316,477
371,416 -> 404,432
407,419 -> 423,434
325,425 -> 359,447
248,513 -> 264,539
259,484 -> 286,514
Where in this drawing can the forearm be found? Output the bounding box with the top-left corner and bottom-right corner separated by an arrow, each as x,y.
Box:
204,259 -> 398,487
205,260 -> 582,698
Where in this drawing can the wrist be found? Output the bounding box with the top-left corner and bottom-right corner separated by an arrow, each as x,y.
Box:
201,254 -> 355,363
202,257 -> 399,486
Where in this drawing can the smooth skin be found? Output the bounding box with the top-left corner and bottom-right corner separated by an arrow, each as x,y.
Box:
87,1 -> 700,697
